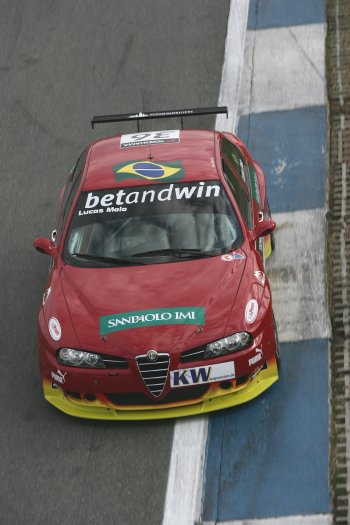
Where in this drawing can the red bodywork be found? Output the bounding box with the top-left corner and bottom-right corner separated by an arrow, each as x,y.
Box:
35,129 -> 278,419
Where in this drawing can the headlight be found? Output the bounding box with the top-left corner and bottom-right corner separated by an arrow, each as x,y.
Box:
204,332 -> 252,359
57,348 -> 105,368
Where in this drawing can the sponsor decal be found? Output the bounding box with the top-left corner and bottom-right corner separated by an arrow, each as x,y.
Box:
128,112 -> 147,119
221,140 -> 248,183
113,160 -> 184,183
48,317 -> 61,341
239,158 -> 247,184
120,130 -> 179,148
51,370 -> 66,384
128,109 -> 194,118
76,182 -> 221,218
231,151 -> 247,184
249,165 -> 262,207
251,364 -> 264,379
254,270 -> 266,285
245,299 -> 258,324
42,286 -> 51,306
100,307 -> 205,335
231,252 -> 245,260
249,348 -> 263,366
221,252 -> 246,262
170,361 -> 235,388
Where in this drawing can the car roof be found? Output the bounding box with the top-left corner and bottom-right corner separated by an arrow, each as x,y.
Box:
82,129 -> 221,191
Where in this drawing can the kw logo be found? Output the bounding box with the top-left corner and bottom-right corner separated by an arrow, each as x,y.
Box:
170,361 -> 235,388
172,367 -> 211,387
113,160 -> 184,183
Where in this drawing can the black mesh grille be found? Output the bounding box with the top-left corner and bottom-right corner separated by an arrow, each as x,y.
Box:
136,353 -> 170,397
106,384 -> 209,406
180,345 -> 206,363
100,354 -> 128,369
236,375 -> 249,386
67,391 -> 81,399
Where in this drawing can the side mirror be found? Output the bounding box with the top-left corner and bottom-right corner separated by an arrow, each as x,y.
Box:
251,220 -> 276,241
33,237 -> 57,257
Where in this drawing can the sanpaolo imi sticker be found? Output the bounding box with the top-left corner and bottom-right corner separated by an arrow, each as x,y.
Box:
170,362 -> 235,388
100,307 -> 205,335
113,160 -> 184,183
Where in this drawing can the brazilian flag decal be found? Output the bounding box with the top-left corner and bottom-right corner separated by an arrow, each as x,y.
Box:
113,160 -> 185,183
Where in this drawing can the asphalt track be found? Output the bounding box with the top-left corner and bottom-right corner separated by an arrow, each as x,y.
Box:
0,2 -> 230,524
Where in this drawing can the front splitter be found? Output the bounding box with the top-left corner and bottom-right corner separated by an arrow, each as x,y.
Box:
42,360 -> 279,420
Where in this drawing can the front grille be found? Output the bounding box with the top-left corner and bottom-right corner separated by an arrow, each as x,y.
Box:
100,354 -> 128,369
136,353 -> 170,397
180,344 -> 206,363
106,384 -> 209,406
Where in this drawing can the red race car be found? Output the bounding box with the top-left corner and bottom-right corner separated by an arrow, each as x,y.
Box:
33,107 -> 279,420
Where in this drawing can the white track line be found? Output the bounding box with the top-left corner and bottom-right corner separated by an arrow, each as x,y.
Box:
215,0 -> 250,133
266,209 -> 331,342
162,2 -> 249,524
238,24 -> 326,115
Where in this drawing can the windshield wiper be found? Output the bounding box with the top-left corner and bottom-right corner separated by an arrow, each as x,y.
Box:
71,253 -> 145,265
131,248 -> 217,258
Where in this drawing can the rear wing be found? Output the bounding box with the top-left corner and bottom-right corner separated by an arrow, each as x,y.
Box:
91,106 -> 228,131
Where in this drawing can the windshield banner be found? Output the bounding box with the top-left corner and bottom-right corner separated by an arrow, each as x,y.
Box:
72,182 -> 222,226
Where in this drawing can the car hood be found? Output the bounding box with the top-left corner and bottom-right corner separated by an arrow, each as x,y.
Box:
60,254 -> 246,358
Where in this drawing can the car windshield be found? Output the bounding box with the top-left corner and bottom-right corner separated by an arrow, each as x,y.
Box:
63,180 -> 243,266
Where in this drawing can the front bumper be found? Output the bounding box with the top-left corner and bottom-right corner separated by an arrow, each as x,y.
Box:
42,356 -> 279,420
